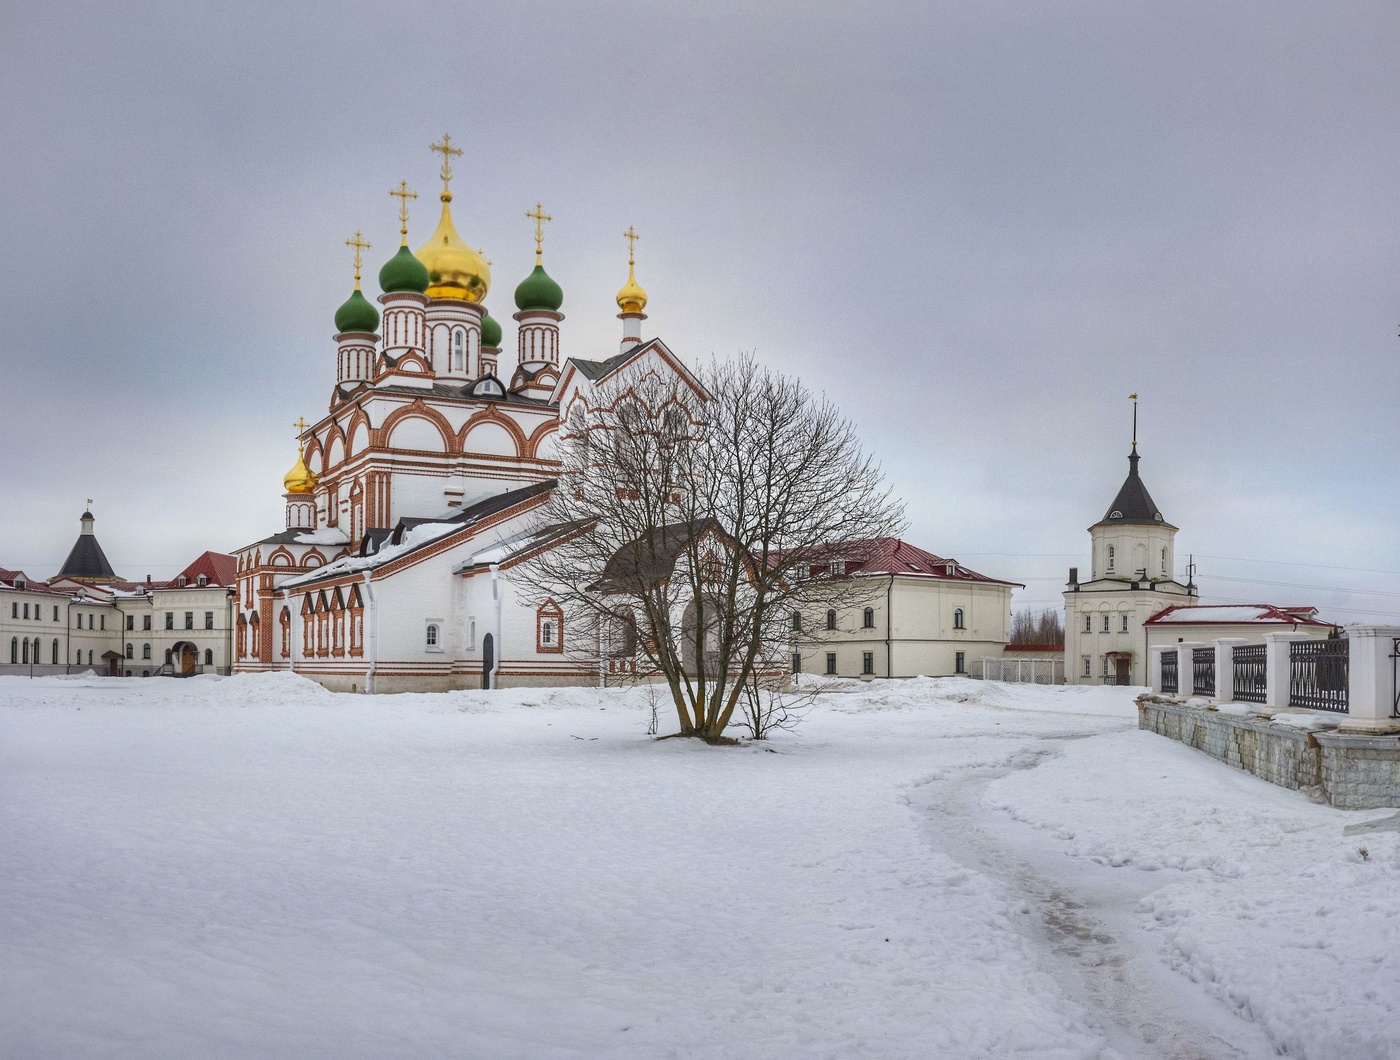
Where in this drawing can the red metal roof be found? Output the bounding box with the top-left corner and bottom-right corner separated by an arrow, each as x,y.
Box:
1144,604 -> 1331,627
839,538 -> 1023,587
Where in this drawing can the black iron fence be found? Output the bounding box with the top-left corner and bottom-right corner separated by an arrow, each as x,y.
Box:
1161,652 -> 1177,694
1233,643 -> 1267,703
1192,647 -> 1215,696
1290,639 -> 1348,713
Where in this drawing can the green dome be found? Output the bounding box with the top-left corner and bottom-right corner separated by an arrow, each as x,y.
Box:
514,264 -> 563,312
480,311 -> 502,348
334,288 -> 380,334
378,245 -> 429,294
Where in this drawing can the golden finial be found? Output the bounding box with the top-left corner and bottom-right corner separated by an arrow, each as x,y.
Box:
344,231 -> 371,290
1129,394 -> 1139,449
429,133 -> 463,202
389,182 -> 417,245
284,419 -> 317,495
525,202 -> 552,265
616,225 -> 648,314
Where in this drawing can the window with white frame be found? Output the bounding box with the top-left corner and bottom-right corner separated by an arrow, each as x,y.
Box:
1101,614 -> 1110,633
862,651 -> 874,675
1102,656 -> 1111,676
1107,545 -> 1115,573
1083,656 -> 1092,676
1161,547 -> 1167,575
826,609 -> 837,631
1120,614 -> 1128,632
1083,614 -> 1092,633
825,652 -> 837,675
425,623 -> 441,651
863,607 -> 875,628
453,329 -> 465,371
953,608 -> 965,630
955,650 -> 966,674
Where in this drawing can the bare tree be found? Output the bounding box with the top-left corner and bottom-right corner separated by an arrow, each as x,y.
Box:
1010,607 -> 1064,646
521,354 -> 904,741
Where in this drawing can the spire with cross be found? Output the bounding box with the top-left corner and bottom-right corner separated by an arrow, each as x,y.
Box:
293,417 -> 310,452
624,225 -> 639,265
429,134 -> 463,202
525,202 -> 552,265
345,231 -> 371,290
1129,393 -> 1139,450
389,181 -> 417,245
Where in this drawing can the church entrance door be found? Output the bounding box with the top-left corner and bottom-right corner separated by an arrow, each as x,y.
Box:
481,633 -> 494,690
1115,656 -> 1130,685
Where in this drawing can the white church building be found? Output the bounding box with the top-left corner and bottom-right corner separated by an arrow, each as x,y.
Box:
232,137 -> 704,691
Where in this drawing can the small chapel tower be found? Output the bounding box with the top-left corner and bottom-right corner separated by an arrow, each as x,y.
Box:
616,226 -> 648,353
511,202 -> 564,397
376,181 -> 431,382
1064,396 -> 1196,685
283,420 -> 319,531
333,231 -> 379,394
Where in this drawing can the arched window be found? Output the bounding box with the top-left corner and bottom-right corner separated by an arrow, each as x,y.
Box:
125,643 -> 133,659
791,611 -> 802,632
536,600 -> 564,653
953,608 -> 965,630
863,607 -> 875,629
1107,545 -> 1116,573
426,624 -> 439,649
826,609 -> 837,631
9,637 -> 15,664
21,638 -> 28,664
52,639 -> 59,665
1161,547 -> 1167,574
204,649 -> 213,666
452,329 -> 465,371
142,644 -> 151,660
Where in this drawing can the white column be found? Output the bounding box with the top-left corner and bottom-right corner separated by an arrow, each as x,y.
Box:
1212,637 -> 1247,704
1151,645 -> 1173,693
1263,631 -> 1312,709
1339,625 -> 1400,734
1176,641 -> 1204,698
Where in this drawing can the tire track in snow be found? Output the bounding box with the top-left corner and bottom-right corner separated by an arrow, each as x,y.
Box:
906,738 -> 1282,1060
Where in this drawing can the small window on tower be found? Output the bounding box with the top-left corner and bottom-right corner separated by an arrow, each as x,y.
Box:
1161,547 -> 1167,575
453,329 -> 465,371
1107,545 -> 1116,573
1084,614 -> 1092,633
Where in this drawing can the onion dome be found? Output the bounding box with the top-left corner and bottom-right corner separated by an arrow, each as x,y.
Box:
334,288 -> 380,333
480,311 -> 503,348
283,447 -> 318,495
514,264 -> 564,312
379,244 -> 429,294
416,199 -> 490,302
616,261 -> 648,314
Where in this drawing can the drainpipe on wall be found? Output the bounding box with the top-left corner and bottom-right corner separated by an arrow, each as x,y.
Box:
885,574 -> 895,678
282,589 -> 295,673
489,563 -> 503,690
362,572 -> 377,694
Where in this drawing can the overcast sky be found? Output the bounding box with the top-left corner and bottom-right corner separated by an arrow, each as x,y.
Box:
2,0 -> 1397,622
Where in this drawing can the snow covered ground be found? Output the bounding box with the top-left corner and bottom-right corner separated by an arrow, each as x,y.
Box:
2,673 -> 1397,1059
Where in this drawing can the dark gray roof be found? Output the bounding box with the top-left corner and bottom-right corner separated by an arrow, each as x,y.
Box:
55,512 -> 120,581
567,348 -> 638,382
592,519 -> 725,592
1096,448 -> 1171,527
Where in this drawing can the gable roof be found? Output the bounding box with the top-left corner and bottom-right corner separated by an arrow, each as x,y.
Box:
591,519 -> 729,592
173,551 -> 236,587
831,538 -> 1023,587
551,338 -> 710,407
1144,604 -> 1331,627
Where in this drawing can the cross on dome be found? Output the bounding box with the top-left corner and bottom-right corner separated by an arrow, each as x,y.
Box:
624,225 -> 639,264
389,181 -> 418,244
344,231 -> 371,289
526,202 -> 552,265
429,134 -> 463,202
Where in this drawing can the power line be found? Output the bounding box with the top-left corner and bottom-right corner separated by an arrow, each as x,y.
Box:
1200,573 -> 1400,598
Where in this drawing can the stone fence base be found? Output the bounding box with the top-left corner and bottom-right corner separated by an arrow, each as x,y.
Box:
1138,695 -> 1400,809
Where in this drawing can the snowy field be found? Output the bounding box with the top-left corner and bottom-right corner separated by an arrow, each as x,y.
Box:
3,674 -> 1398,1059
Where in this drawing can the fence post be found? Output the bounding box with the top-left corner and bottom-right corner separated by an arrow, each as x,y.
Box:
1176,642 -> 1204,697
1212,638 -> 1247,704
1263,632 -> 1312,709
1339,625 -> 1400,733
1151,645 -> 1172,693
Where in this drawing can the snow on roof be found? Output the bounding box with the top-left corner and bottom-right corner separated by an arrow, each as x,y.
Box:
173,551 -> 237,587
1145,604 -> 1329,626
839,538 -> 1023,587
294,529 -> 351,547
279,523 -> 462,587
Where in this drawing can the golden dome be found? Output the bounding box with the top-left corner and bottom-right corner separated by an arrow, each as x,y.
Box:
415,196 -> 491,302
616,261 -> 648,314
283,447 -> 317,495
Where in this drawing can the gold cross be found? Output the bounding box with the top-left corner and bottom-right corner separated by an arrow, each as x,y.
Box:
526,201 -> 552,263
389,181 -> 417,243
478,247 -> 492,267
429,134 -> 463,198
623,225 -> 639,265
293,417 -> 310,437
344,231 -> 371,289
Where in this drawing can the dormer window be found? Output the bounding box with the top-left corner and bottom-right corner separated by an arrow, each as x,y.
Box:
1110,510 -> 1123,519
829,560 -> 845,576
197,575 -> 207,587
177,576 -> 187,587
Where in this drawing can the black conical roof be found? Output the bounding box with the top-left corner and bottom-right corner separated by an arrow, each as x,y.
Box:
55,511 -> 120,582
1094,448 -> 1172,528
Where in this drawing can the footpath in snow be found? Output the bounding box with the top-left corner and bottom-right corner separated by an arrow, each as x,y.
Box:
1,672 -> 1397,1059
